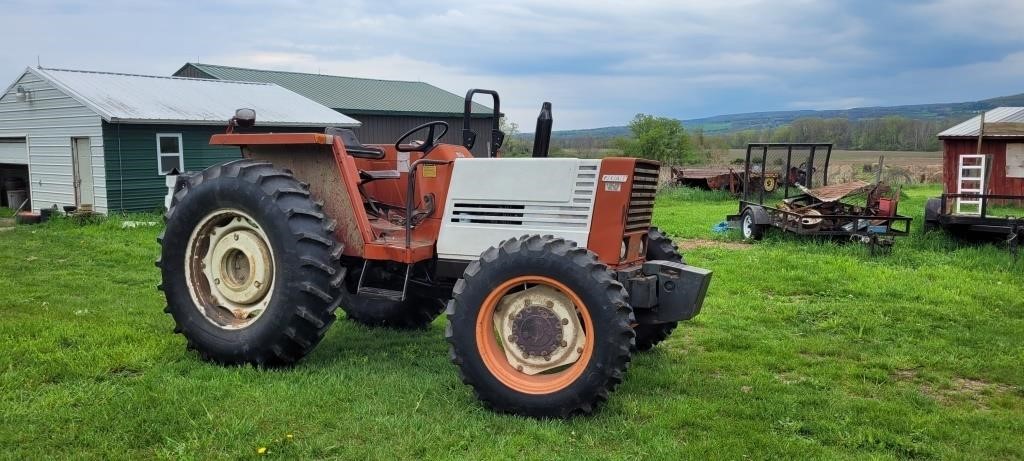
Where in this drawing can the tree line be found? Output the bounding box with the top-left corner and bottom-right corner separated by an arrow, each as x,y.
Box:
715,116 -> 960,152
504,114 -> 962,164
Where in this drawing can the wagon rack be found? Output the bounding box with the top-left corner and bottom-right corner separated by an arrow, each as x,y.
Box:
726,143 -> 912,250
671,166 -> 779,195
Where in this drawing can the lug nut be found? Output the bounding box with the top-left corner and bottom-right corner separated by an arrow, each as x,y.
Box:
560,340 -> 568,347
233,234 -> 239,241
576,347 -> 584,353
561,318 -> 569,325
546,300 -> 554,308
544,355 -> 551,361
516,365 -> 524,372
214,278 -> 221,285
254,281 -> 261,288
508,335 -> 516,343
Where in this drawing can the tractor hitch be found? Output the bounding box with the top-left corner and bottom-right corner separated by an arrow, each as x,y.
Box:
620,260 -> 712,324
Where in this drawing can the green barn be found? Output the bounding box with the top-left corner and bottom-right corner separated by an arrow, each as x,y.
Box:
0,67 -> 358,213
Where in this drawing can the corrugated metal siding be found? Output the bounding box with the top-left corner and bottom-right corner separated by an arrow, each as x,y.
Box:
938,107 -> 1024,138
942,139 -> 1024,196
350,114 -> 498,157
103,123 -> 323,212
0,71 -> 107,212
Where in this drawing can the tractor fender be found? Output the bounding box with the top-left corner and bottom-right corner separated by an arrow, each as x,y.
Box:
743,205 -> 772,225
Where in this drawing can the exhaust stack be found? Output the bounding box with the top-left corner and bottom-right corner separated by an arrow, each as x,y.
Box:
532,102 -> 553,158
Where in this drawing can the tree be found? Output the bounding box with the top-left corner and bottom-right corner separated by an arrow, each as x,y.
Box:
497,116 -> 530,157
613,114 -> 699,164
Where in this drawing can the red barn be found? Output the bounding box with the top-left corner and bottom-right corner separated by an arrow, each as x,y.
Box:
937,107 -> 1024,197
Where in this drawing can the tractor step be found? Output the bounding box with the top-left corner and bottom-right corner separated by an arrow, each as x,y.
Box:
356,286 -> 406,301
355,260 -> 410,302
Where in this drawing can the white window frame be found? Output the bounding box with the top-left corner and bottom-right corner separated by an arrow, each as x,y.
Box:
156,133 -> 184,175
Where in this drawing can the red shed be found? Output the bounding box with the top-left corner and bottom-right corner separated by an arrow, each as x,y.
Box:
937,107 -> 1024,197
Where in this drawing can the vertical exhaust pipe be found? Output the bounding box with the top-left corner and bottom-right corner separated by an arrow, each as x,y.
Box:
532,102 -> 553,158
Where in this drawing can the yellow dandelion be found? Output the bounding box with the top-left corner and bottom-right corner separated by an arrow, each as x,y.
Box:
257,447 -> 267,455
286,434 -> 294,440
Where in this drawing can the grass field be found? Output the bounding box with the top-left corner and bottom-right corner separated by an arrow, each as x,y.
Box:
1,186 -> 1022,459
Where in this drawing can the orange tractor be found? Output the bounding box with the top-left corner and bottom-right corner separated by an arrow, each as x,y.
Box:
157,91 -> 711,417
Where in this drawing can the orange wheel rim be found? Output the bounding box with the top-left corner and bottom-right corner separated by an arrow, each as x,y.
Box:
476,276 -> 594,395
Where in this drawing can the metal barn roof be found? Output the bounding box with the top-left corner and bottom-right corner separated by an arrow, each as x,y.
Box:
938,107 -> 1024,138
175,63 -> 493,117
25,67 -> 360,127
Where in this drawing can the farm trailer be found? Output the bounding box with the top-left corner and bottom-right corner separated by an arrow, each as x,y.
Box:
671,166 -> 779,195
925,111 -> 1024,255
726,143 -> 911,250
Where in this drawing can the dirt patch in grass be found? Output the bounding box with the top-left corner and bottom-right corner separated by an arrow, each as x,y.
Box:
676,238 -> 752,251
894,370 -> 1015,408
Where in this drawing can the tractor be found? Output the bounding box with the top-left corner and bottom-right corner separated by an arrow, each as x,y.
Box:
157,90 -> 712,418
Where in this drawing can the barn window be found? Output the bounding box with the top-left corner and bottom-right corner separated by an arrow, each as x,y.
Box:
1007,143 -> 1024,178
156,133 -> 184,175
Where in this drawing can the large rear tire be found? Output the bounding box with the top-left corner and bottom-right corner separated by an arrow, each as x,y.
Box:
445,235 -> 634,418
633,227 -> 685,352
157,160 -> 344,367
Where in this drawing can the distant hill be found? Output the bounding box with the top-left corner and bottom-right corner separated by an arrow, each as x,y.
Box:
537,92 -> 1024,141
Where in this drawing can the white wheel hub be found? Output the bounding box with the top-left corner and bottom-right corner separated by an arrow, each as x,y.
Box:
185,210 -> 276,329
743,214 -> 754,238
491,285 -> 586,375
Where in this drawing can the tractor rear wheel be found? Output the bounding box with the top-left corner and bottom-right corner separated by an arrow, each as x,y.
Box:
633,227 -> 685,352
445,235 -> 634,418
158,159 -> 343,367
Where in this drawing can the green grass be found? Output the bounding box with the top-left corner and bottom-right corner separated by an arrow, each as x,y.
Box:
1,187 -> 1022,460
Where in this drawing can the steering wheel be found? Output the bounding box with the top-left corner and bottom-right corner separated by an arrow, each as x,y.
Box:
395,121 -> 449,152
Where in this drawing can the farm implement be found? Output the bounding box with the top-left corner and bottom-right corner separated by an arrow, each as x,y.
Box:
156,90 -> 712,418
727,143 -> 911,251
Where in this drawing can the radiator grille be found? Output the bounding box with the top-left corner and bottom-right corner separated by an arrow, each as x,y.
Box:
626,161 -> 659,232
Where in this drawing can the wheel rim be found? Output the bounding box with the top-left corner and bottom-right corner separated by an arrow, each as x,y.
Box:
184,209 -> 275,330
476,276 -> 594,395
743,214 -> 754,238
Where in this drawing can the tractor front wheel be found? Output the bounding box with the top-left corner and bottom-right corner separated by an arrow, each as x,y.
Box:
158,160 -> 343,367
446,235 -> 634,418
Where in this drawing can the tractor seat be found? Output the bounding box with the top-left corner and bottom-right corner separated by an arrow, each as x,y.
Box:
326,127 -> 385,159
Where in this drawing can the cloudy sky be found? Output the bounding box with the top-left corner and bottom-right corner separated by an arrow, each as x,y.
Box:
2,0 -> 1023,129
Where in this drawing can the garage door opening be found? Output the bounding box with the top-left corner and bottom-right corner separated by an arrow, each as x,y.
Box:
0,163 -> 30,210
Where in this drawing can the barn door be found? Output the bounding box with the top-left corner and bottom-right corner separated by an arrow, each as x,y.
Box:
72,137 -> 94,206
956,154 -> 985,215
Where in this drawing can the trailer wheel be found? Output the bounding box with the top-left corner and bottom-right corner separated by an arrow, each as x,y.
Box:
741,208 -> 765,241
158,160 -> 342,367
446,235 -> 634,418
923,198 -> 941,233
633,227 -> 685,352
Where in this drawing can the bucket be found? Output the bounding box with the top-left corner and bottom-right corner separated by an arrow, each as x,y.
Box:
6,189 -> 27,211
